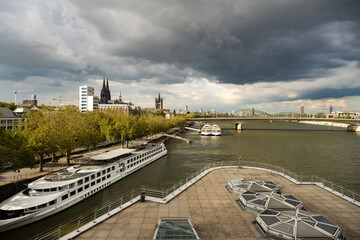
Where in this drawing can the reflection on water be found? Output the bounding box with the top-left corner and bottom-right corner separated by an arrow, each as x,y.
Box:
3,121 -> 360,239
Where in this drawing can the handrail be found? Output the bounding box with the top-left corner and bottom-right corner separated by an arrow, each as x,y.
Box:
30,161 -> 359,240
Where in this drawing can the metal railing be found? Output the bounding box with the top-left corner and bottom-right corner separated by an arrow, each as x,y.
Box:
239,160 -> 360,203
30,161 -> 359,240
0,167 -> 60,185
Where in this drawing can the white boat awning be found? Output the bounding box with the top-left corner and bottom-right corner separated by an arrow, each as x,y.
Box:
0,191 -> 63,210
90,148 -> 135,161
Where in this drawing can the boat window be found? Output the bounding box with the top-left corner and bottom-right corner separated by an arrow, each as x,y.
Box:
62,194 -> 68,200
120,168 -> 124,172
102,170 -> 106,174
97,172 -> 101,177
78,179 -> 83,185
29,207 -> 36,211
97,179 -> 100,183
38,203 -> 47,209
51,188 -> 57,192
58,187 -> 63,191
91,174 -> 95,180
91,181 -> 95,186
70,190 -> 76,196
49,200 -> 57,205
112,166 -> 115,171
107,168 -> 110,173
85,177 -> 89,182
107,174 -> 110,179
78,187 -> 83,193
44,188 -> 50,192
85,184 -> 89,189
102,177 -> 105,181
69,183 -> 75,189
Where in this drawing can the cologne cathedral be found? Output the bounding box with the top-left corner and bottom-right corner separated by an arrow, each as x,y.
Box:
100,77 -> 111,104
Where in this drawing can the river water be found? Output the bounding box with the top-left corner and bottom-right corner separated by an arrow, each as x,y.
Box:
3,121 -> 360,239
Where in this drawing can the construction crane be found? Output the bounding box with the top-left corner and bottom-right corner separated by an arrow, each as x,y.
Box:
52,96 -> 74,105
10,89 -> 33,104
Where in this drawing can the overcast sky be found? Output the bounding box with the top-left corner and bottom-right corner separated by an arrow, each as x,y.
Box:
0,0 -> 359,113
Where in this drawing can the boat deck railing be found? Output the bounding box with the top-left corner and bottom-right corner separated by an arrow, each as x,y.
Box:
31,161 -> 359,240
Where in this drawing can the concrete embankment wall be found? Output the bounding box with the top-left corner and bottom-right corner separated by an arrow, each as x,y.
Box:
299,121 -> 349,128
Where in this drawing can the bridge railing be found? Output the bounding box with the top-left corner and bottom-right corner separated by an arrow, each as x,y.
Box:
31,161 -> 359,240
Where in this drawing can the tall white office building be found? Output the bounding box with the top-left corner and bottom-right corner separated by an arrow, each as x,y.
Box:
79,85 -> 99,112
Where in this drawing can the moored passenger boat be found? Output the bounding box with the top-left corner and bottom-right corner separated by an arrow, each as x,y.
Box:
200,124 -> 212,136
0,143 -> 167,232
211,124 -> 221,136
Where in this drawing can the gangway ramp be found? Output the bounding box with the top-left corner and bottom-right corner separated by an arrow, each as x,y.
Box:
163,133 -> 192,143
184,127 -> 201,132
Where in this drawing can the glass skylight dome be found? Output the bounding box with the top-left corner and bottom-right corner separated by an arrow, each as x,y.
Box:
227,178 -> 279,195
153,217 -> 200,240
239,191 -> 303,212
256,209 -> 342,239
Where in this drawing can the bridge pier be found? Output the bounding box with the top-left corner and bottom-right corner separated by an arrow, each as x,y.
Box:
235,123 -> 242,130
347,125 -> 360,132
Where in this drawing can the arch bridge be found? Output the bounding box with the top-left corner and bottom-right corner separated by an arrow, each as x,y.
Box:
187,117 -> 360,132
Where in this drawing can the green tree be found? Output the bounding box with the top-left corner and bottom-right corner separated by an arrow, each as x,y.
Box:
0,129 -> 35,171
17,111 -> 52,172
53,106 -> 83,165
79,111 -> 105,155
0,101 -> 17,111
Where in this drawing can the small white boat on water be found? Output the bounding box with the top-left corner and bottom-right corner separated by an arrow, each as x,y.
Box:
0,143 -> 167,233
200,124 -> 212,136
211,125 -> 221,136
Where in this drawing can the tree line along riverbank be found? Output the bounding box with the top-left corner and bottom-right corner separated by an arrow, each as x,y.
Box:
0,106 -> 187,172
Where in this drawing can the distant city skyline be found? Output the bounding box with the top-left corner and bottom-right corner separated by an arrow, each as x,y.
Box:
0,1 -> 359,113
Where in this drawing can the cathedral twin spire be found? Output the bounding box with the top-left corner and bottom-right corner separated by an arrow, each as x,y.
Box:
100,77 -> 111,104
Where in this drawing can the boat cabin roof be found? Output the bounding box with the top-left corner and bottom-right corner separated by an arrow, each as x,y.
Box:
90,148 -> 135,161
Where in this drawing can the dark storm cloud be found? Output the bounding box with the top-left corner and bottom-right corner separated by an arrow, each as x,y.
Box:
71,0 -> 360,85
300,88 -> 360,100
0,0 -> 359,103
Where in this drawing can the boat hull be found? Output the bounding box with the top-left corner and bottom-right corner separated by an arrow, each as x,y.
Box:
201,132 -> 212,136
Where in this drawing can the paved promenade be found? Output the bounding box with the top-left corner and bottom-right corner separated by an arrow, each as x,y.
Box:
75,168 -> 360,240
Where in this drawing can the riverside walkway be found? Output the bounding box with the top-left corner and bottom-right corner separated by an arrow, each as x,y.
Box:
0,135 -> 166,186
71,167 -> 360,240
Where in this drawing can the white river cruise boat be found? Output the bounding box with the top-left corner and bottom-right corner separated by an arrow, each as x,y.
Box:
0,143 -> 167,232
200,124 -> 212,136
211,125 -> 221,136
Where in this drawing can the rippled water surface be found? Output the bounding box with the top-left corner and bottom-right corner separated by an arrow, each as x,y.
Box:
3,121 -> 360,239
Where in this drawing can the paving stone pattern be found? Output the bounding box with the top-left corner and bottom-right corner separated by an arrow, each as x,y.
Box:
76,168 -> 360,240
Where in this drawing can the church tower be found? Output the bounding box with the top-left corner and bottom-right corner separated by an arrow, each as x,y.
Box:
155,93 -> 163,110
106,78 -> 111,102
100,77 -> 111,104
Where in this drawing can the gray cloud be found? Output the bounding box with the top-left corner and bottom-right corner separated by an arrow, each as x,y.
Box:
0,0 -> 359,106
69,0 -> 360,85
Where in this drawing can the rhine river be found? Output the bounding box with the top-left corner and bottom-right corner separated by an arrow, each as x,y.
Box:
3,121 -> 360,239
